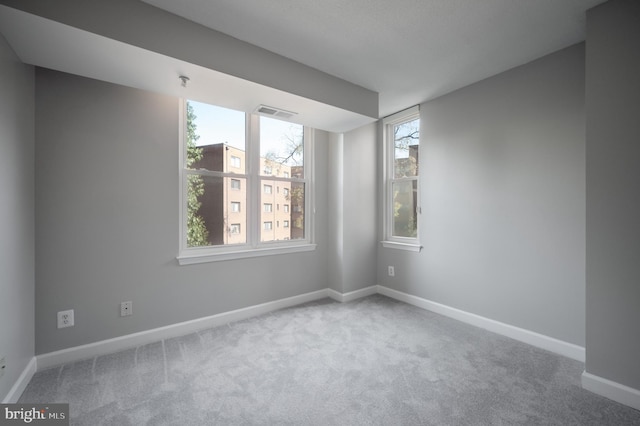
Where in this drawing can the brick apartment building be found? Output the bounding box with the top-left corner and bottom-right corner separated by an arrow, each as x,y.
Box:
193,143 -> 304,245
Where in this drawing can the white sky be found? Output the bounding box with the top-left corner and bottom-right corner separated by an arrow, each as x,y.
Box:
189,100 -> 302,163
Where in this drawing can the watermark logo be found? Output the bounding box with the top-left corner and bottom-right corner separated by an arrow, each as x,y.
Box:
1,404 -> 68,425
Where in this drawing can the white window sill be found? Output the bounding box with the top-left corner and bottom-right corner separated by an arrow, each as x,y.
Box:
177,243 -> 317,265
381,241 -> 422,252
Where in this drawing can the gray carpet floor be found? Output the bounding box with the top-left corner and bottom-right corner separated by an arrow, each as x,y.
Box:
20,295 -> 640,425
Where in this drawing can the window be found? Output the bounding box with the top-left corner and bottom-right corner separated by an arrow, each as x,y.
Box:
178,99 -> 315,264
284,220 -> 289,228
382,106 -> 421,251
284,204 -> 289,213
283,188 -> 289,197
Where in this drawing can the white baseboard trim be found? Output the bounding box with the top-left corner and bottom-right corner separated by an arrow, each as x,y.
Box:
377,285 -> 585,362
35,285 -> 586,373
328,286 -> 377,303
582,371 -> 640,411
2,357 -> 37,403
36,289 -> 329,370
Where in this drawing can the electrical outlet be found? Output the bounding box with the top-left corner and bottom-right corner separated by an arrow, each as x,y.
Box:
388,266 -> 395,277
57,310 -> 74,328
120,301 -> 133,317
0,356 -> 6,378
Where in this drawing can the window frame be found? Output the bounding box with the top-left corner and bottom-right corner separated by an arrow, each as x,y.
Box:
177,99 -> 316,265
382,105 -> 422,252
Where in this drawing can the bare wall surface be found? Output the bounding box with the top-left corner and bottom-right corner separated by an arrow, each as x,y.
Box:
327,133 -> 344,293
378,44 -> 586,346
0,33 -> 34,400
342,124 -> 377,292
35,69 -> 329,354
586,0 -> 640,390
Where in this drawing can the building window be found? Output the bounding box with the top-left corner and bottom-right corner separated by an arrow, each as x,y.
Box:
179,99 -> 314,264
283,187 -> 289,197
284,204 -> 289,213
284,220 -> 289,228
382,105 -> 421,251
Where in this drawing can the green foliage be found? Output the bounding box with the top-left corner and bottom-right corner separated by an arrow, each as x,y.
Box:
186,102 -> 210,247
393,183 -> 417,238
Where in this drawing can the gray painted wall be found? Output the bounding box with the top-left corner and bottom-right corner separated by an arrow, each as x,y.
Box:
327,133 -> 344,293
378,44 -> 586,346
327,125 -> 378,294
585,0 -> 640,390
35,68 -> 329,354
342,124 -> 378,292
0,34 -> 34,400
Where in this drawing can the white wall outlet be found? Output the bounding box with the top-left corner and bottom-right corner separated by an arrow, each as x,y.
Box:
0,356 -> 6,378
388,266 -> 395,277
120,301 -> 133,317
57,309 -> 74,328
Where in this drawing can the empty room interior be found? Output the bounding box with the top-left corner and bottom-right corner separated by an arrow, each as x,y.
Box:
1,0 -> 639,424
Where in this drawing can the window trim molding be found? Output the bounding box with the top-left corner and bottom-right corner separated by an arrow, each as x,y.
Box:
381,105 -> 421,250
177,99 -> 315,264
177,243 -> 317,265
381,240 -> 421,252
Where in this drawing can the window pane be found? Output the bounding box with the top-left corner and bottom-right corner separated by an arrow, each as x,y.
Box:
186,100 -> 246,173
393,118 -> 419,178
392,180 -> 417,238
290,182 -> 306,240
260,116 -> 304,178
186,174 -> 247,247
261,180 -> 305,242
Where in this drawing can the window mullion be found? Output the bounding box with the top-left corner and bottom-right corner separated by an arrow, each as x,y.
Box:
304,127 -> 314,244
247,114 -> 261,248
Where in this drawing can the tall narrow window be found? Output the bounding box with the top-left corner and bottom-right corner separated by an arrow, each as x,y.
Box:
382,106 -> 421,251
179,99 -> 315,264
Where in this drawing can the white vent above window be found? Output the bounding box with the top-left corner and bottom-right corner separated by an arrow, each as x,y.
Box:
255,105 -> 297,120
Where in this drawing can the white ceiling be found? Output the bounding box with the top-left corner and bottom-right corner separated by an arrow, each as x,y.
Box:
142,0 -> 605,117
0,5 -> 376,133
